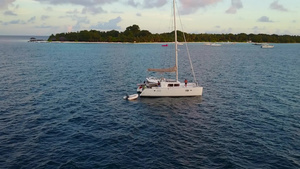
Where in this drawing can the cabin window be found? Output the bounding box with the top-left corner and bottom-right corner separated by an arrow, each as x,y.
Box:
168,84 -> 174,87
174,84 -> 180,87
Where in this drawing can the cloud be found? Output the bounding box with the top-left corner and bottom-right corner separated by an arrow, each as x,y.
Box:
274,29 -> 292,35
252,26 -> 265,34
127,0 -> 222,14
179,0 -> 222,15
66,9 -> 79,14
127,0 -> 140,7
35,24 -> 57,29
36,0 -> 112,15
0,0 -> 16,10
1,17 -> 39,25
257,16 -> 273,23
226,0 -> 243,14
91,16 -> 122,30
58,14 -> 88,31
64,15 -> 90,30
206,27 -> 233,34
28,16 -> 36,23
45,7 -> 53,11
224,27 -> 233,33
270,1 -> 288,12
41,15 -> 50,21
127,0 -> 167,8
2,19 -> 25,25
143,0 -> 168,8
34,0 -> 118,7
111,10 -> 123,14
1,16 -> 49,26
4,10 -> 17,16
82,6 -> 106,15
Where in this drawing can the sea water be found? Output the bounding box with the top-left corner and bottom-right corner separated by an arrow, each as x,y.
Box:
0,36 -> 299,168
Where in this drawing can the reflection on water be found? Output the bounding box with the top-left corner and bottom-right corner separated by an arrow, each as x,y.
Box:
140,96 -> 202,111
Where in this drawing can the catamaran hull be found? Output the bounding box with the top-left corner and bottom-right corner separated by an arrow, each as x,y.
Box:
140,87 -> 203,97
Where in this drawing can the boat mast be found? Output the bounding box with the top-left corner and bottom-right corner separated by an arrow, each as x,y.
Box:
173,0 -> 178,82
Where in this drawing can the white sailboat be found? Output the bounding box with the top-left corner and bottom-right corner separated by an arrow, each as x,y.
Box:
137,0 -> 203,97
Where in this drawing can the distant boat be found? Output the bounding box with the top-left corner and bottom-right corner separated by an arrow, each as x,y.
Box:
177,41 -> 184,45
225,41 -> 235,45
261,44 -> 274,49
211,43 -> 222,47
162,44 -> 168,47
28,37 -> 36,42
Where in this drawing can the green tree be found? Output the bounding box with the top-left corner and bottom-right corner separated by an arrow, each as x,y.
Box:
48,24 -> 300,43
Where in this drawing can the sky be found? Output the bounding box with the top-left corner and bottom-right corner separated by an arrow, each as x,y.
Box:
0,0 -> 299,36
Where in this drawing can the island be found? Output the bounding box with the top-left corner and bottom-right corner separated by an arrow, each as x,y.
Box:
48,24 -> 300,43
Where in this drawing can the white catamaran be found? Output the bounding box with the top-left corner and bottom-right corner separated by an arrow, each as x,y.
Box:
137,0 -> 203,97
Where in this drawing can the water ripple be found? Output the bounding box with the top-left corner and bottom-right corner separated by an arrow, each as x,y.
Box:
0,40 -> 299,168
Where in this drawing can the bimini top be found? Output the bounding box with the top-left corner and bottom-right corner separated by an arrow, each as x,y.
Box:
147,66 -> 177,73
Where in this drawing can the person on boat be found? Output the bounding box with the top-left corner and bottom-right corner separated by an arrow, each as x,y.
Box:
184,79 -> 188,86
158,81 -> 160,87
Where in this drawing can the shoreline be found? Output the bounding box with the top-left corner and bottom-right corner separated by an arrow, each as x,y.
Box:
44,41 -> 300,44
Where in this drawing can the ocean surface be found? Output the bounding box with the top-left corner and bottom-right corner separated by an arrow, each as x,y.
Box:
0,36 -> 299,169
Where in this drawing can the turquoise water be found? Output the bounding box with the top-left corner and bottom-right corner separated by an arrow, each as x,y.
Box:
0,36 -> 299,168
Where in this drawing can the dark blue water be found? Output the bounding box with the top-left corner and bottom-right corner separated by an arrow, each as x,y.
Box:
1,36 -> 299,169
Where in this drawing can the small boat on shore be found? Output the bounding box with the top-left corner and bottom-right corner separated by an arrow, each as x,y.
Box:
261,44 -> 274,49
211,43 -> 222,47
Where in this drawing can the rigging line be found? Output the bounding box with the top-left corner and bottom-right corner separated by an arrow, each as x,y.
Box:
175,2 -> 198,84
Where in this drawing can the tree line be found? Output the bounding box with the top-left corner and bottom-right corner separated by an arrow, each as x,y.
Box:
48,24 -> 300,43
